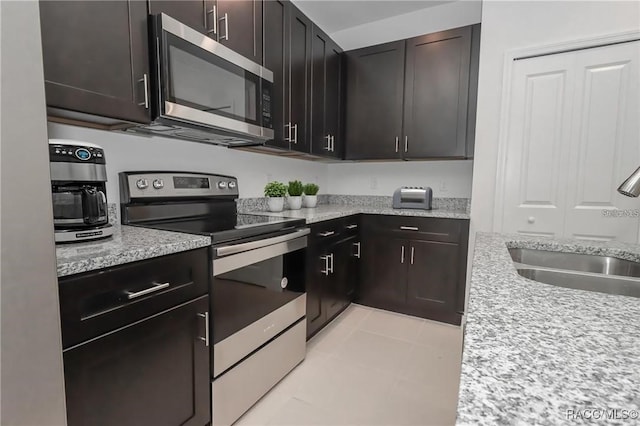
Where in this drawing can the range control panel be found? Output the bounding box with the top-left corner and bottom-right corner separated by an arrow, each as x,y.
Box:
49,143 -> 105,164
121,172 -> 239,200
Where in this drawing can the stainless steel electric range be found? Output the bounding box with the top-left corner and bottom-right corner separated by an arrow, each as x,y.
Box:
120,171 -> 308,426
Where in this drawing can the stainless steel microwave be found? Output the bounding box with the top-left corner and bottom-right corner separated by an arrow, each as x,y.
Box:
131,13 -> 274,146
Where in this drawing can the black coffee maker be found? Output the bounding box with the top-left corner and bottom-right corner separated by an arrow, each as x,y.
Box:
49,139 -> 114,243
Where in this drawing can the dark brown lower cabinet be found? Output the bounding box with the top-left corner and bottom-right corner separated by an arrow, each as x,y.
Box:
306,218 -> 360,338
64,296 -> 210,426
358,215 -> 469,325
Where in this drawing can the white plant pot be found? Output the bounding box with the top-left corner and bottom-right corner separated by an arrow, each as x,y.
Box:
267,197 -> 285,212
287,196 -> 302,210
303,195 -> 318,208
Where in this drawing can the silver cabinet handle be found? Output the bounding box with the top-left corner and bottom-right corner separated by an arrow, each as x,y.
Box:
395,136 -> 399,153
138,74 -> 149,109
405,136 -> 408,153
346,224 -> 358,230
284,122 -> 291,142
321,254 -> 331,276
401,246 -> 405,264
354,242 -> 361,259
318,231 -> 335,237
324,135 -> 331,151
292,123 -> 298,144
205,4 -> 217,35
219,12 -> 229,40
329,253 -> 334,274
125,281 -> 169,299
197,312 -> 210,346
400,226 -> 419,231
410,246 -> 415,265
330,135 -> 335,152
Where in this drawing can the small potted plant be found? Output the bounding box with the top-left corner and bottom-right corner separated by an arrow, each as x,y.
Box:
303,183 -> 319,208
287,180 -> 304,210
264,181 -> 287,212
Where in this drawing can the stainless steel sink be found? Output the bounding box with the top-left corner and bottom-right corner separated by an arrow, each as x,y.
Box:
509,247 -> 640,298
516,268 -> 640,298
509,248 -> 640,278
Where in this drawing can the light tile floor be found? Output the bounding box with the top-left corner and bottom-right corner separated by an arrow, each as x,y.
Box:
235,304 -> 464,426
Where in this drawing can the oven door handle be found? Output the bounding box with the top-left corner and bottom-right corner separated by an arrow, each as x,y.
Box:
215,228 -> 310,257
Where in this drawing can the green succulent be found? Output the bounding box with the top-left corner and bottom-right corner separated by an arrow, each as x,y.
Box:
287,180 -> 304,196
264,181 -> 287,197
303,183 -> 319,196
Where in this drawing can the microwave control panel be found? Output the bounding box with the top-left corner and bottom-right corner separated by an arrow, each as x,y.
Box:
261,87 -> 273,129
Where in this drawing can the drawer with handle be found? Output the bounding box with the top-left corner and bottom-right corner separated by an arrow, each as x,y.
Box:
59,247 -> 210,348
363,215 -> 464,243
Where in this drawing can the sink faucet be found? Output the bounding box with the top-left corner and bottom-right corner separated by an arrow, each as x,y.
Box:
618,166 -> 640,197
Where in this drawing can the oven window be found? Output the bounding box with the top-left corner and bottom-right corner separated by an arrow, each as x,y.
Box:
165,33 -> 260,125
212,251 -> 305,345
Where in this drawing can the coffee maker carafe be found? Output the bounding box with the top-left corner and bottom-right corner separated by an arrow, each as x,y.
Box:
49,139 -> 114,243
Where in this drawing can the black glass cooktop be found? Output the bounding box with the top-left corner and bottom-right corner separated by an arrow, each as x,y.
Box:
143,214 -> 305,244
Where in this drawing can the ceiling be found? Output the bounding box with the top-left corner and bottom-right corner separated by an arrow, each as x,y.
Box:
291,0 -> 453,34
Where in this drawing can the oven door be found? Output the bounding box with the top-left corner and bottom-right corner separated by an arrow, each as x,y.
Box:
153,13 -> 274,141
211,228 -> 309,378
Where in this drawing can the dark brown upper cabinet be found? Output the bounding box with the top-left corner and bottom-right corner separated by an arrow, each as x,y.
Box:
288,5 -> 313,154
310,25 -> 343,158
263,0 -> 290,149
216,0 -> 263,64
147,1 -> 217,37
403,26 -> 472,159
39,1 -> 151,124
344,40 -> 406,160
345,24 -> 480,160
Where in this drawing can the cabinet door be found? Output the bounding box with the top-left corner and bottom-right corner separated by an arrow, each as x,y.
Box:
403,26 -> 472,159
358,234 -> 407,310
263,0 -> 290,149
406,240 -> 459,314
345,41 -> 405,160
310,27 -> 343,158
289,5 -> 313,153
216,0 -> 263,63
39,1 -> 150,124
64,296 -> 210,426
306,242 -> 328,338
340,235 -> 360,303
148,0 -> 216,36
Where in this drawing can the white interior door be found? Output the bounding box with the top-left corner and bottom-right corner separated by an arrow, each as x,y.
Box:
500,39 -> 640,242
563,41 -> 640,242
501,54 -> 575,238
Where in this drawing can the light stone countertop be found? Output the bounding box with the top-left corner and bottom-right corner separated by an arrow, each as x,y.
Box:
246,204 -> 470,223
56,225 -> 211,278
457,232 -> 640,425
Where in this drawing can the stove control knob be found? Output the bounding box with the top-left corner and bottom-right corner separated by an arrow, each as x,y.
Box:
153,179 -> 164,190
228,181 -> 237,189
136,178 -> 149,190
217,181 -> 228,189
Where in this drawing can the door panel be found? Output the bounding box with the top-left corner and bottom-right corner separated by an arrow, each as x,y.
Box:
148,1 -> 215,36
289,6 -> 312,153
306,243 -> 327,338
358,234 -> 407,308
501,53 -> 575,238
216,0 -> 263,63
64,296 -> 210,426
40,1 -> 150,123
404,27 -> 471,158
563,42 -> 640,242
406,241 -> 458,312
345,41 -> 405,160
311,29 -> 328,155
263,0 -> 290,149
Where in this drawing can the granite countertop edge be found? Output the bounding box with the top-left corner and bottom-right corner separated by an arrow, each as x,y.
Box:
457,232 -> 640,425
56,225 -> 211,278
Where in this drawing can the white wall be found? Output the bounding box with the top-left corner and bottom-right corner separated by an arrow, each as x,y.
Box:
1,2 -> 68,424
471,0 -> 640,234
327,160 -> 473,198
322,0 -> 481,198
329,0 -> 482,50
48,123 -> 328,202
